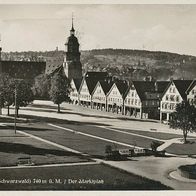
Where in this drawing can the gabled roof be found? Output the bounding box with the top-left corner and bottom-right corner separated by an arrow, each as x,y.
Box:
107,80 -> 128,97
132,81 -> 155,100
156,81 -> 170,93
85,78 -> 100,95
99,80 -> 114,95
161,80 -> 192,100
173,80 -> 193,100
129,81 -> 169,101
45,56 -> 64,75
185,79 -> 196,94
72,78 -> 82,91
79,77 -> 100,95
92,80 -> 114,96
115,81 -> 129,96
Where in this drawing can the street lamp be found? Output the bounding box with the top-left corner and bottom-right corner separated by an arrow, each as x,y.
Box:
14,86 -> 17,134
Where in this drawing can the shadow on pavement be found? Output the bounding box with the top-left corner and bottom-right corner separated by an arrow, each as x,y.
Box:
0,141 -> 82,157
22,107 -> 116,120
0,125 -> 50,132
10,114 -> 110,127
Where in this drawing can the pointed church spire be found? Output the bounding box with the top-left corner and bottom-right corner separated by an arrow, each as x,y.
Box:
70,13 -> 75,35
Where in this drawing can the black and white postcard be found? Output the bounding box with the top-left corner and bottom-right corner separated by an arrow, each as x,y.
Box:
0,0 -> 196,195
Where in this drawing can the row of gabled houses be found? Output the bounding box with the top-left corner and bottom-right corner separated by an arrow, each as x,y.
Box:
70,72 -> 196,122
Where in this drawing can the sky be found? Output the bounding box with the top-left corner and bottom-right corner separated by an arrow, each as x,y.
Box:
0,4 -> 196,56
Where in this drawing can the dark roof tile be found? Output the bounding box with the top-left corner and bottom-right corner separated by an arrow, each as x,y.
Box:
173,80 -> 193,100
73,79 -> 82,91
45,56 -> 64,75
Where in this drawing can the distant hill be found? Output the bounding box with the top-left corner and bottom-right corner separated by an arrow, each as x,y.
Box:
2,48 -> 196,80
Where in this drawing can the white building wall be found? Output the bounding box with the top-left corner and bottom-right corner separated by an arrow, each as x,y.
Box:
70,80 -> 79,102
79,80 -> 91,102
92,83 -> 106,104
124,88 -> 141,108
107,84 -> 123,106
187,85 -> 196,106
160,82 -> 183,113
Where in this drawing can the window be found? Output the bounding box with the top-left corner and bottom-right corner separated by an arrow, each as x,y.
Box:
176,96 -> 179,102
166,95 -> 169,101
170,95 -> 175,101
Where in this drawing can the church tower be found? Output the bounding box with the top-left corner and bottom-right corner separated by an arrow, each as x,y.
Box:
63,17 -> 82,80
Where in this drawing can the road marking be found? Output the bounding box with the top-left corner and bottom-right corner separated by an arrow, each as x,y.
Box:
48,123 -> 144,149
0,161 -> 99,170
97,126 -> 165,142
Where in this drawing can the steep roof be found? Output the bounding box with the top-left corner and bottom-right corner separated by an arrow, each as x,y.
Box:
99,80 -> 114,95
173,80 -> 193,100
132,81 -> 154,100
116,81 -> 129,96
0,60 -> 46,80
73,78 -> 82,91
185,79 -> 196,94
78,77 -> 101,95
156,81 -> 170,93
45,56 -> 64,75
132,81 -> 169,101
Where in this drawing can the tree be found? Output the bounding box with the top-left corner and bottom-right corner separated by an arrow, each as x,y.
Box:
32,73 -> 51,100
49,71 -> 71,113
3,78 -> 15,116
169,101 -> 196,143
14,79 -> 34,117
0,73 -> 14,115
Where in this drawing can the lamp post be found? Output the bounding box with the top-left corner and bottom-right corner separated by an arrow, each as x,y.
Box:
14,86 -> 17,134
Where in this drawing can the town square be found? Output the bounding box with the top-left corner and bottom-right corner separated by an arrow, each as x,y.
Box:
0,2 -> 196,191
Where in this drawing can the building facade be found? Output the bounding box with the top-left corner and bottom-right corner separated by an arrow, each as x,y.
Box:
0,41 -> 45,81
160,80 -> 192,121
70,78 -> 82,104
124,82 -> 142,118
186,80 -> 196,107
124,81 -> 169,119
0,60 -> 45,80
107,81 -> 128,114
63,20 -> 82,80
91,80 -> 113,111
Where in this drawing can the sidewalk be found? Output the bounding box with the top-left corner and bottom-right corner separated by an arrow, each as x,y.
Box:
2,100 -> 196,137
